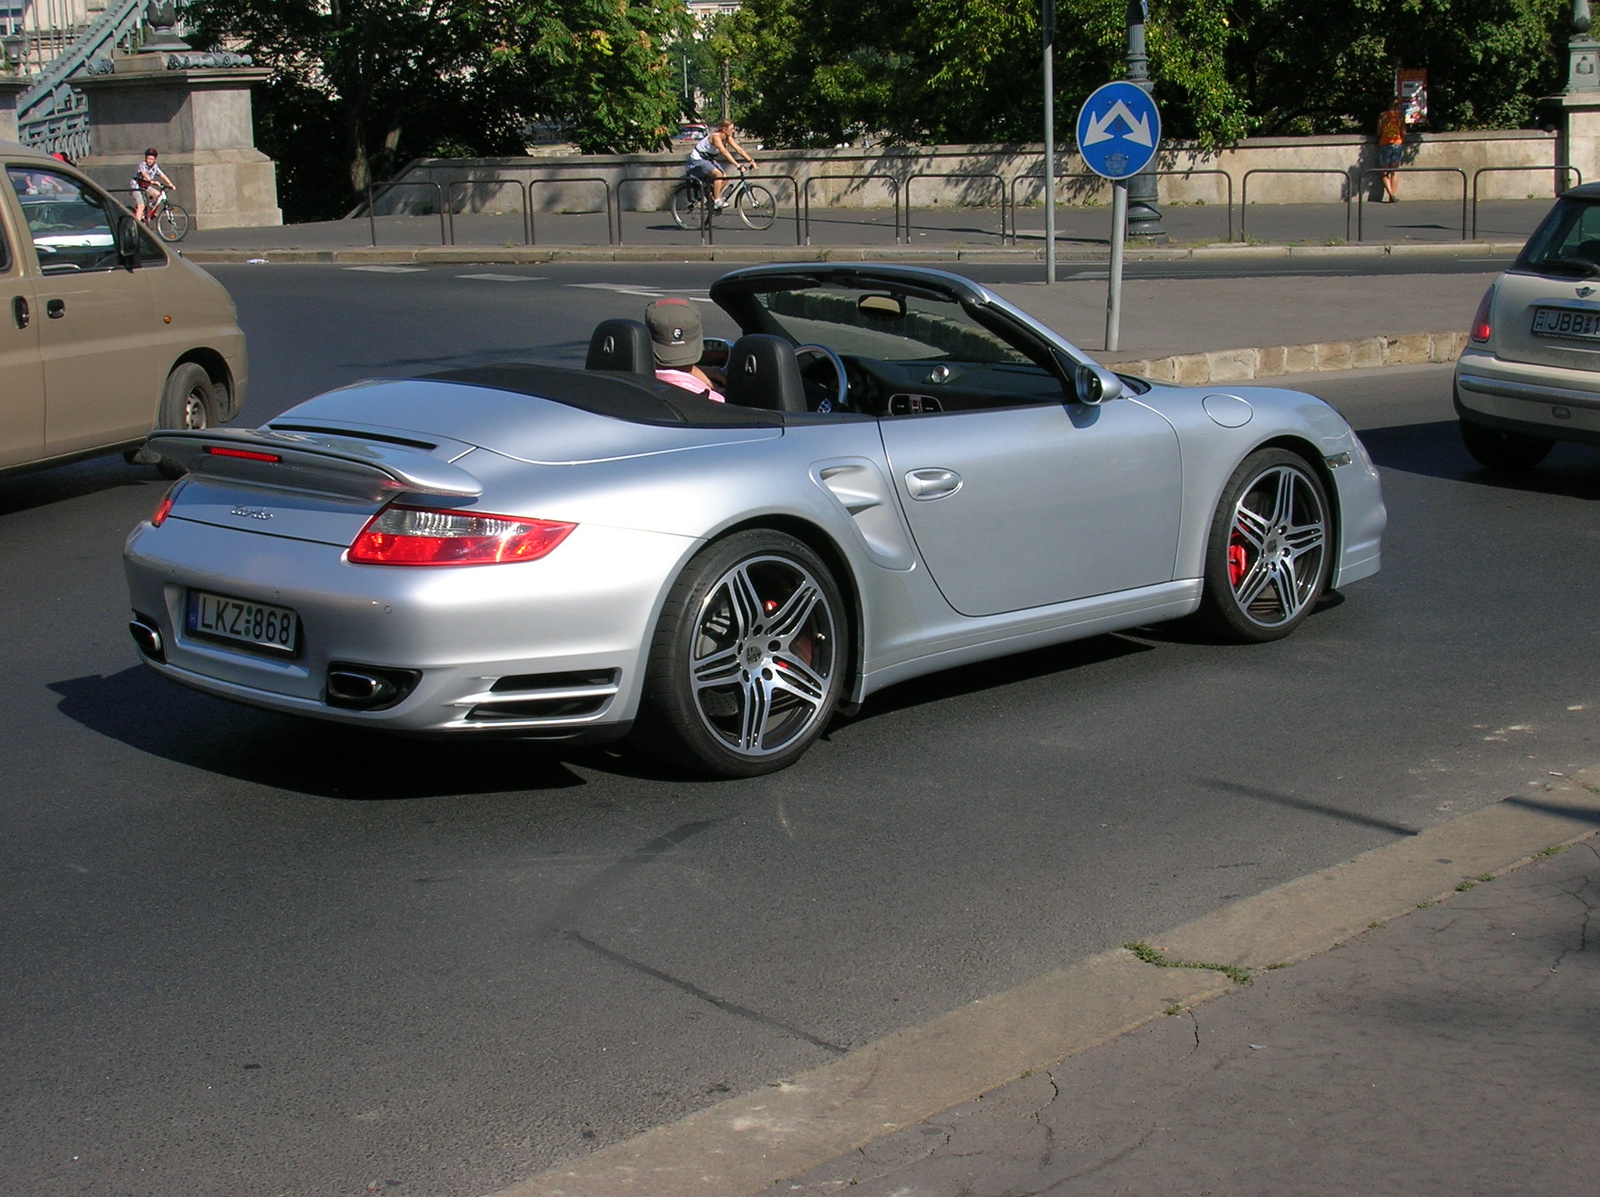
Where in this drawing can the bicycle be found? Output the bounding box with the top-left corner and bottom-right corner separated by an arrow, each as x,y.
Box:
670,167 -> 776,231
140,183 -> 189,243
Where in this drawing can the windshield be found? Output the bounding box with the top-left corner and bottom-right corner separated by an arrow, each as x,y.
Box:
750,284 -> 1038,365
1515,196 -> 1600,278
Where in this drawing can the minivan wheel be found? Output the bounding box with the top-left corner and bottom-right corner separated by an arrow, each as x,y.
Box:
1458,418 -> 1553,472
155,363 -> 216,478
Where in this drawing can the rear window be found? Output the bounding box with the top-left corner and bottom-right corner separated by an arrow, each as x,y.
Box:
1515,196 -> 1600,278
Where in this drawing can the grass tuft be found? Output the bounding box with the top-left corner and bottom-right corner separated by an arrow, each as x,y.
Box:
1124,940 -> 1252,985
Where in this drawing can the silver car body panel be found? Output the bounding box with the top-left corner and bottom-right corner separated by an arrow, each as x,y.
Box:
124,265 -> 1385,736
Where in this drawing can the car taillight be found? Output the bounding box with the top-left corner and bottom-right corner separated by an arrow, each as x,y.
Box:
150,478 -> 186,526
348,505 -> 575,566
1470,285 -> 1495,343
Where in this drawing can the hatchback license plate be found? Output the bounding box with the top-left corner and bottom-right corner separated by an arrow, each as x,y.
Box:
187,590 -> 299,654
1531,307 -> 1600,340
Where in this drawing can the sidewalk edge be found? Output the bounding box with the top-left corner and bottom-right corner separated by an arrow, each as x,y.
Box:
489,772 -> 1600,1197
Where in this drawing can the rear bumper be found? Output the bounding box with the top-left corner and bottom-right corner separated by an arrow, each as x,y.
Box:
1454,348 -> 1600,445
123,514 -> 697,734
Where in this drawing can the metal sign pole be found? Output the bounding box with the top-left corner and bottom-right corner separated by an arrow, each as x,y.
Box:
1106,179 -> 1127,352
1042,0 -> 1056,284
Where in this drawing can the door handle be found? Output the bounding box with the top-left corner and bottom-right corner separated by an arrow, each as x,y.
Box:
904,467 -> 963,501
11,296 -> 27,329
46,299 -> 66,319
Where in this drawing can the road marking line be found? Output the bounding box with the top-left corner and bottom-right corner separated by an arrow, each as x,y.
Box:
570,283 -> 714,301
490,768 -> 1600,1197
457,273 -> 543,282
344,265 -> 427,273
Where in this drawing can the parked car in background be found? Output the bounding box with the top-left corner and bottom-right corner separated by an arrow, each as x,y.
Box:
1455,182 -> 1600,470
1,139 -> 246,479
675,122 -> 708,142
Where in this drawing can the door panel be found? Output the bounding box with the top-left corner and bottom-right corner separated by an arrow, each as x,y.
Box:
5,166 -> 158,455
0,231 -> 43,469
879,400 -> 1183,617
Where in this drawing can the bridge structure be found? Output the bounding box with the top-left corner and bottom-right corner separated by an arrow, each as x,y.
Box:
5,0 -> 148,158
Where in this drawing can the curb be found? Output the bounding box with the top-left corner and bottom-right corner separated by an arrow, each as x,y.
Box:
1107,330 -> 1470,384
490,769 -> 1600,1197
174,240 -> 1526,268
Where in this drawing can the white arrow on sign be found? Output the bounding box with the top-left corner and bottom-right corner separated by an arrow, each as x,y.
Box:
1082,100 -> 1154,148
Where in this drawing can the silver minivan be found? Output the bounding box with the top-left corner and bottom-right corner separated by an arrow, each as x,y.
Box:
1,139 -> 246,478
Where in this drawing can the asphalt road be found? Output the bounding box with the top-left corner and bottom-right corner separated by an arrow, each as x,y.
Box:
2,264 -> 1597,1197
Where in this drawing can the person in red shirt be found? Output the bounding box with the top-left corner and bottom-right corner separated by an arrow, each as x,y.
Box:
1376,103 -> 1406,202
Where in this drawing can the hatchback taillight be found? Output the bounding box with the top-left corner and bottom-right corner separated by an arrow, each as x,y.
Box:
1470,285 -> 1495,343
348,505 -> 575,566
150,478 -> 186,526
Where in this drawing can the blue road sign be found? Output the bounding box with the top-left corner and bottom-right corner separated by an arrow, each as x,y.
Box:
1076,81 -> 1161,181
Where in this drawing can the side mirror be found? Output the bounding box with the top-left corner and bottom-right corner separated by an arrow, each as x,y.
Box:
700,336 -> 732,368
1073,361 -> 1124,406
115,214 -> 142,267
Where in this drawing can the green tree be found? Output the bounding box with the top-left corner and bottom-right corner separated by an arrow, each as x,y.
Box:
720,0 -> 1247,149
1225,0 -> 1568,135
180,1 -> 688,220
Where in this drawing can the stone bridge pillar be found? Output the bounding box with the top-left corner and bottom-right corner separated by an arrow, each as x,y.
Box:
73,53 -> 281,229
0,76 -> 26,143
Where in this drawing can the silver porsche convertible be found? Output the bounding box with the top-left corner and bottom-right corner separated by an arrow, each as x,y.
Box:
124,264 -> 1385,776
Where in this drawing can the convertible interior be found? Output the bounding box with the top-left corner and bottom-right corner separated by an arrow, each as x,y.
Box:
584,276 -> 1146,419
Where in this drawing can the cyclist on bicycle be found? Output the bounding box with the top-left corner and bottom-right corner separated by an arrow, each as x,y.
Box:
685,119 -> 756,209
131,147 -> 173,221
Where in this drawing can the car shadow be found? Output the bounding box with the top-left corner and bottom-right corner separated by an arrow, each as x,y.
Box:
0,456 -> 163,518
842,632 -> 1152,726
48,667 -> 589,800
1360,419 -> 1600,500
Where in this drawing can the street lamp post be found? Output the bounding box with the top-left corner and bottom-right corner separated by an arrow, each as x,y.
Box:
1043,0 -> 1056,283
1124,0 -> 1167,242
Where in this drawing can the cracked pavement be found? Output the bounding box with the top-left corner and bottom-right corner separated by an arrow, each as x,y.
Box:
755,838 -> 1598,1197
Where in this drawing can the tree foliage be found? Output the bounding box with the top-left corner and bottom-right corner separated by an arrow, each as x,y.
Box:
1227,0 -> 1569,135
181,0 -> 688,220
717,0 -> 1570,150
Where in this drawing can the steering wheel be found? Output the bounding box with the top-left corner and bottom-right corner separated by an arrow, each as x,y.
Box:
793,343 -> 849,413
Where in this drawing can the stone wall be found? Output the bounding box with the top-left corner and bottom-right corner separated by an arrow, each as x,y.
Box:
384,127 -> 1569,218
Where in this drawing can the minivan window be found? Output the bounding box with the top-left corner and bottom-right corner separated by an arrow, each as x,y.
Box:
5,167 -> 119,274
1515,196 -> 1600,278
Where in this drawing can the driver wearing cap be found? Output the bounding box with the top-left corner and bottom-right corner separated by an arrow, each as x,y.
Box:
645,297 -> 724,402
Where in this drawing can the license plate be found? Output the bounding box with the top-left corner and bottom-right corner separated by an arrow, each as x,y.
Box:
1531,307 -> 1600,340
187,590 -> 299,654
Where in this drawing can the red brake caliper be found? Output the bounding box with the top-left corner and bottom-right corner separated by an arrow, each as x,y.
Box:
1227,538 -> 1249,588
765,598 -> 812,666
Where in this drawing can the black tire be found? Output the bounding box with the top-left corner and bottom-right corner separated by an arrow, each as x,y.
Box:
737,183 -> 776,230
670,179 -> 703,230
156,202 -> 189,242
634,530 -> 849,777
1197,448 -> 1333,643
1458,418 -> 1553,472
154,362 -> 215,478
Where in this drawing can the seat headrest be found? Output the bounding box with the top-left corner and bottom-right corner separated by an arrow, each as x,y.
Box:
585,318 -> 654,377
724,334 -> 807,413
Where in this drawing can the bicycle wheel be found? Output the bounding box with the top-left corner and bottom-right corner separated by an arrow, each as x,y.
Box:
670,180 -> 702,230
737,183 -> 776,231
156,203 -> 189,242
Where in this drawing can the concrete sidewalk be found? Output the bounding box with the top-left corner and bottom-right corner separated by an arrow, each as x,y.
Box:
756,830 -> 1600,1197
500,774 -> 1600,1197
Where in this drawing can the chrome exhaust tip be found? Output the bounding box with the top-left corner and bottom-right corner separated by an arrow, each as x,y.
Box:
128,616 -> 165,662
325,663 -> 421,711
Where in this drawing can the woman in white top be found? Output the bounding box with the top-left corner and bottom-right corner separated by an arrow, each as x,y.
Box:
685,119 -> 757,208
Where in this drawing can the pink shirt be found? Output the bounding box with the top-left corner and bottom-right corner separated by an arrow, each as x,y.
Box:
656,367 -> 724,403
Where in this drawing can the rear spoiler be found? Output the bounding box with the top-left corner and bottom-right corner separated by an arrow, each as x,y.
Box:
146,428 -> 483,502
